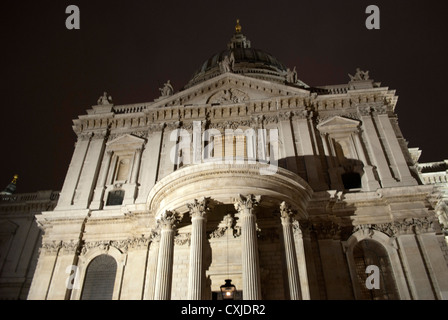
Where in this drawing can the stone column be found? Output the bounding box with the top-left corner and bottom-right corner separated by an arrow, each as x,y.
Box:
187,198 -> 209,300
279,202 -> 301,300
131,148 -> 142,184
154,210 -> 180,300
234,194 -> 262,300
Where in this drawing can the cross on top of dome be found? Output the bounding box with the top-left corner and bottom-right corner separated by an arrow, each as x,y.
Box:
235,19 -> 242,33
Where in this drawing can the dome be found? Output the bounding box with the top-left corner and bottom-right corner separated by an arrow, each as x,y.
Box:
184,21 -> 307,89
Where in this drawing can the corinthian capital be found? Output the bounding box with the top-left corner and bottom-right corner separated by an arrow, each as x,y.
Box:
234,194 -> 261,214
157,210 -> 181,230
279,201 -> 296,224
187,197 -> 210,218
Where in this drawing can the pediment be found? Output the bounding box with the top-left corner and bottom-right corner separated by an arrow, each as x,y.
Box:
317,116 -> 360,133
151,73 -> 310,108
106,134 -> 145,151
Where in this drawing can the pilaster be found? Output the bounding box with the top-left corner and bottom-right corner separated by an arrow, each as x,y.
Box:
278,201 -> 301,300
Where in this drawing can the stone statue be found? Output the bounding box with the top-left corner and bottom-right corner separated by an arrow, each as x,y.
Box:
97,92 -> 113,105
159,80 -> 174,97
286,66 -> 298,83
349,68 -> 370,81
219,55 -> 231,73
436,203 -> 448,229
229,51 -> 235,71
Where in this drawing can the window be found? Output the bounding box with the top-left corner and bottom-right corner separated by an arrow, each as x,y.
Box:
352,240 -> 399,300
212,133 -> 247,159
342,172 -> 362,189
106,189 -> 125,206
81,254 -> 117,300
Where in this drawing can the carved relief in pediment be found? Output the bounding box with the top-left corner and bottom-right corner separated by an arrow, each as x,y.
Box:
207,88 -> 249,105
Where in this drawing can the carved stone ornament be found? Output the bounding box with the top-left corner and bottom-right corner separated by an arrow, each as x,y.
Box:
41,240 -> 62,254
234,194 -> 261,213
353,217 -> 436,238
313,221 -> 342,240
187,197 -> 210,218
394,217 -> 435,235
61,240 -> 81,255
174,233 -> 191,246
159,80 -> 174,97
157,210 -> 182,230
81,240 -> 110,255
348,68 -> 370,81
97,91 -> 113,105
278,201 -> 295,224
209,214 -> 236,239
207,88 -> 249,105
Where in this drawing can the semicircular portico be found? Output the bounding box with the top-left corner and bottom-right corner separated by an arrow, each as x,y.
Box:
147,162 -> 313,219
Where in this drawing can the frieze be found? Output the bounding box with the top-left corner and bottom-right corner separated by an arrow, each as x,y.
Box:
174,233 -> 191,246
61,240 -> 81,255
312,221 -> 342,240
80,240 -> 112,255
77,131 -> 93,142
356,102 -> 388,117
208,120 -> 254,130
394,217 -> 435,235
41,240 -> 62,254
352,217 -> 436,237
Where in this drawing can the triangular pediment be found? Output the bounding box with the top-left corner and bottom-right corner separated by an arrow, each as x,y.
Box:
106,134 -> 145,151
149,72 -> 310,108
317,116 -> 360,133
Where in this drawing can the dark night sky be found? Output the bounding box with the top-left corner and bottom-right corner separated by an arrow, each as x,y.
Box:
1,0 -> 447,193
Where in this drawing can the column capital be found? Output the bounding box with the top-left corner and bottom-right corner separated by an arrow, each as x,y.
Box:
187,197 -> 210,219
234,194 -> 261,214
157,210 -> 181,230
279,201 -> 296,224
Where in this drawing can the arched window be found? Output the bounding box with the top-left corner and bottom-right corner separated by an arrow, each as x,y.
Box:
352,240 -> 399,300
81,254 -> 117,300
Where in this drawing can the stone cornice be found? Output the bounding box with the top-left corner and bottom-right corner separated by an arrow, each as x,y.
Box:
147,162 -> 313,220
72,83 -> 397,138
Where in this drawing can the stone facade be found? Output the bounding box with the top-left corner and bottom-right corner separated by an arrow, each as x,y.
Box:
3,24 -> 448,300
0,190 -> 59,299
